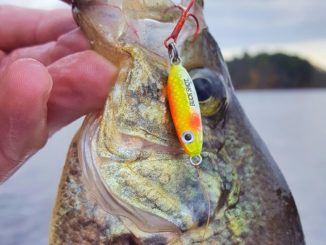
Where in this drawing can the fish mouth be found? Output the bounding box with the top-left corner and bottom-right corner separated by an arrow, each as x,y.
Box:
78,114 -> 181,233
78,114 -> 184,232
78,114 -> 219,234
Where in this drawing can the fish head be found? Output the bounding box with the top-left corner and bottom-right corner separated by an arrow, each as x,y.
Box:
71,0 -> 303,242
74,0 -> 235,234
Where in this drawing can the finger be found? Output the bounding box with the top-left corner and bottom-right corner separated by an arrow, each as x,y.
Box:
0,29 -> 90,71
0,59 -> 52,183
0,6 -> 75,51
47,50 -> 118,134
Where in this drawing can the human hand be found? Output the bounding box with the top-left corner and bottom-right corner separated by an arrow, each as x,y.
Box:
0,6 -> 117,183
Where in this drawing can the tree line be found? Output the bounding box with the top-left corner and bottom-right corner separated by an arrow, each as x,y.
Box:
227,53 -> 326,89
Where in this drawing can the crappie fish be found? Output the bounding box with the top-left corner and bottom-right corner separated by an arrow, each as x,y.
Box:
50,0 -> 305,244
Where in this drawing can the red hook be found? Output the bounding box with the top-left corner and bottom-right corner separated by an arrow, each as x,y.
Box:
164,0 -> 200,48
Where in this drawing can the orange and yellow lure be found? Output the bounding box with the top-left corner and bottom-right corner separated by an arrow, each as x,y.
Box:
167,43 -> 203,165
164,0 -> 202,165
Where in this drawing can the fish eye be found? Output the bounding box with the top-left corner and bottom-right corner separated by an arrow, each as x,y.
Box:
182,131 -> 194,144
190,68 -> 228,117
193,78 -> 212,101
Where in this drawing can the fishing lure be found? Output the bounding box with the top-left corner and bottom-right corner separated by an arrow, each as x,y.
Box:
165,0 -> 203,166
167,44 -> 203,165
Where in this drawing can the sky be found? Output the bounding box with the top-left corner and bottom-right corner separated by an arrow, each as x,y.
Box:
204,0 -> 326,70
1,0 -> 326,69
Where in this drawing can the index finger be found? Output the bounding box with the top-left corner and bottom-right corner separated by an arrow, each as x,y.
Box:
0,5 -> 76,52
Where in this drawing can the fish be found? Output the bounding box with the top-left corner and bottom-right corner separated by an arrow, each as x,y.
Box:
50,0 -> 305,244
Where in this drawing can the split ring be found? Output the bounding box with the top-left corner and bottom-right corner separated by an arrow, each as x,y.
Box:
190,155 -> 202,166
168,42 -> 181,64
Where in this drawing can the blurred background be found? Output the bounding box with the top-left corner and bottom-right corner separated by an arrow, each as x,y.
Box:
0,0 -> 325,244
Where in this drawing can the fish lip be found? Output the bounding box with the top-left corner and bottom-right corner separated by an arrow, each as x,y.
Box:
118,132 -> 184,156
82,113 -> 184,161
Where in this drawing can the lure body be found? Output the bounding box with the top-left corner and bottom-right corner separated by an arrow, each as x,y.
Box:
167,62 -> 203,157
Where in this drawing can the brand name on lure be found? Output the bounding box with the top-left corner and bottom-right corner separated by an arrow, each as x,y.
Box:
184,78 -> 196,107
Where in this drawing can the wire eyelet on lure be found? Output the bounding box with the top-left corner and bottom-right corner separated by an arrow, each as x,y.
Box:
190,155 -> 202,166
168,42 -> 181,64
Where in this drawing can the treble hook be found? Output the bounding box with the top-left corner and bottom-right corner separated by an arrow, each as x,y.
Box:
164,0 -> 200,48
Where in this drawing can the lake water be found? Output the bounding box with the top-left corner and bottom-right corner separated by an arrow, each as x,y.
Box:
0,90 -> 325,245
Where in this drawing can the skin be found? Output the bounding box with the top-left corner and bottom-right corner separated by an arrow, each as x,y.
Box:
0,5 -> 117,183
50,0 -> 305,244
